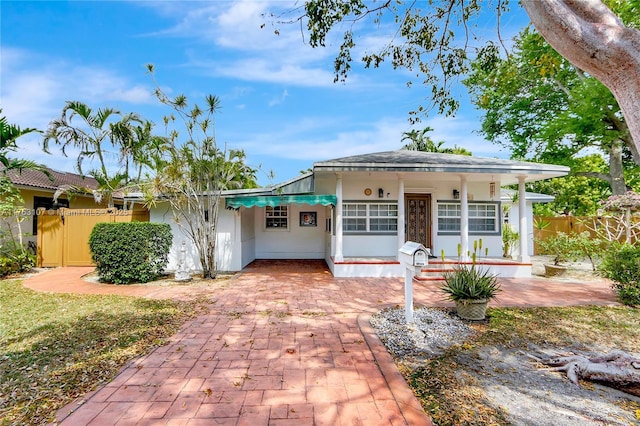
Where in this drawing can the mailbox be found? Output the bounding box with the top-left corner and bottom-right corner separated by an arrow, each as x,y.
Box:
398,241 -> 430,324
398,241 -> 430,267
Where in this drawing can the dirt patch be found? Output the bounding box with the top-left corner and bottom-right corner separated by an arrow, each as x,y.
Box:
374,260 -> 639,425
531,255 -> 601,282
461,345 -> 640,425
379,306 -> 640,425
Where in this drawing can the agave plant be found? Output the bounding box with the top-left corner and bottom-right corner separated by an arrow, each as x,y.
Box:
440,264 -> 501,304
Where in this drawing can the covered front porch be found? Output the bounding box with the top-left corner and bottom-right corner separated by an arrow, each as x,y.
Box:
322,162 -> 547,268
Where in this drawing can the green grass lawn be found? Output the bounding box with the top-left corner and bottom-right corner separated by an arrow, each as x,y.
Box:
0,278 -> 206,425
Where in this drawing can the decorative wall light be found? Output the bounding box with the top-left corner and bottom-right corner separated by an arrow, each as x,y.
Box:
453,189 -> 460,199
378,188 -> 384,198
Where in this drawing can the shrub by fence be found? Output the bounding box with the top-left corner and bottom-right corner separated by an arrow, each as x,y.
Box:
534,215 -> 640,254
89,222 -> 172,284
0,251 -> 35,277
598,243 -> 640,306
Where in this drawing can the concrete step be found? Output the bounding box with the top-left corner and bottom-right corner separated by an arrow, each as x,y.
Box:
414,275 -> 445,282
420,268 -> 452,274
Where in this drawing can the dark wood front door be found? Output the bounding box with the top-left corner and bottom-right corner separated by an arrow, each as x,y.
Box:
406,195 -> 432,248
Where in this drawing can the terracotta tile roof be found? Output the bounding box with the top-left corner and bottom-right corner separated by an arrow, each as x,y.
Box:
2,165 -> 99,191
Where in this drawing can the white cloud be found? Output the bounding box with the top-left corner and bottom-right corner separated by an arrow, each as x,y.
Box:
1,48 -> 155,131
139,1 -> 347,88
231,113 -> 505,163
106,85 -> 154,104
192,57 -> 339,87
228,86 -> 254,100
231,116 -> 407,161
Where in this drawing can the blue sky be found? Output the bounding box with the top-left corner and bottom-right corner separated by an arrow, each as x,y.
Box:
1,1 -> 530,186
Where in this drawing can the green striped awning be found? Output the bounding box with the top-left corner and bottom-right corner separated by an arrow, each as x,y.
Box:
225,194 -> 337,209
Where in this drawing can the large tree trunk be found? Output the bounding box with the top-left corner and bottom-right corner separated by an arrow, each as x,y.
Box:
574,139 -> 627,195
608,139 -> 627,195
523,0 -> 640,153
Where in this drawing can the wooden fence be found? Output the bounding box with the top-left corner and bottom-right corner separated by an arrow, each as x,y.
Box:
37,208 -> 149,267
533,215 -> 640,253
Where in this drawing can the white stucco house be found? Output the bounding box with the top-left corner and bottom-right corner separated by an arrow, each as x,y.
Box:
144,150 -> 568,278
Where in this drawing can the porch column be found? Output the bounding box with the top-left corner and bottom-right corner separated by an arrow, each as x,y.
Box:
518,176 -> 530,262
460,176 -> 469,261
397,174 -> 405,254
335,173 -> 344,262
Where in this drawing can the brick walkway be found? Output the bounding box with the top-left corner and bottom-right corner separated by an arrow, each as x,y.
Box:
22,260 -> 618,425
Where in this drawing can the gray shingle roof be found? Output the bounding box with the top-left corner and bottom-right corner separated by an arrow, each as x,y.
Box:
314,150 -> 569,176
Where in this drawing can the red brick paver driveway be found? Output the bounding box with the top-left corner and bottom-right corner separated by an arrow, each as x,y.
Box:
44,260 -> 618,425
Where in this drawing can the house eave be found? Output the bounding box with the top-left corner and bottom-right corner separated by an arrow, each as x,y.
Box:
313,162 -> 569,175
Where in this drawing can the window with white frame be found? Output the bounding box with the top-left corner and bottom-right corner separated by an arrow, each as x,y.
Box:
469,204 -> 498,232
265,205 -> 288,229
343,202 -> 398,232
437,202 -> 499,234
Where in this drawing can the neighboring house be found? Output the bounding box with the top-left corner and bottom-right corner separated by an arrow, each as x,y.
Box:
1,167 -> 105,247
142,150 -> 569,279
1,166 -> 146,255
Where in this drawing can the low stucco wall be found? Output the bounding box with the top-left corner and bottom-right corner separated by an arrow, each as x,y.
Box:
150,203 -> 241,273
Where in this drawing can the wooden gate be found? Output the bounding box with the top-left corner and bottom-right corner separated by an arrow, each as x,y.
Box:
37,208 -> 149,267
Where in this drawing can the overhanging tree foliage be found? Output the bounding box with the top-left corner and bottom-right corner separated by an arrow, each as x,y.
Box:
273,0 -> 640,148
144,65 -> 257,279
464,23 -> 639,196
528,156 -> 613,216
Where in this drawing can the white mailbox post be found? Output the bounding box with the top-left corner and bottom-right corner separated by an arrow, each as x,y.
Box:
398,241 -> 430,323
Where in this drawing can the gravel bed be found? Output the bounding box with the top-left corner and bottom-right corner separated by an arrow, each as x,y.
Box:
369,306 -> 474,358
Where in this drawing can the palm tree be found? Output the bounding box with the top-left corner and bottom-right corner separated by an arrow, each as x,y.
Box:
129,120 -> 171,182
401,126 -> 472,156
0,111 -> 45,173
110,112 -> 144,181
43,101 -> 145,207
0,111 -> 52,255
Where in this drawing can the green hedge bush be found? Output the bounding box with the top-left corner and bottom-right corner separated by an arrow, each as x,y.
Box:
598,243 -> 640,306
89,222 -> 172,284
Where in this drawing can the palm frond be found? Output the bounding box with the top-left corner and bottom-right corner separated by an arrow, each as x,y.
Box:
52,184 -> 95,203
